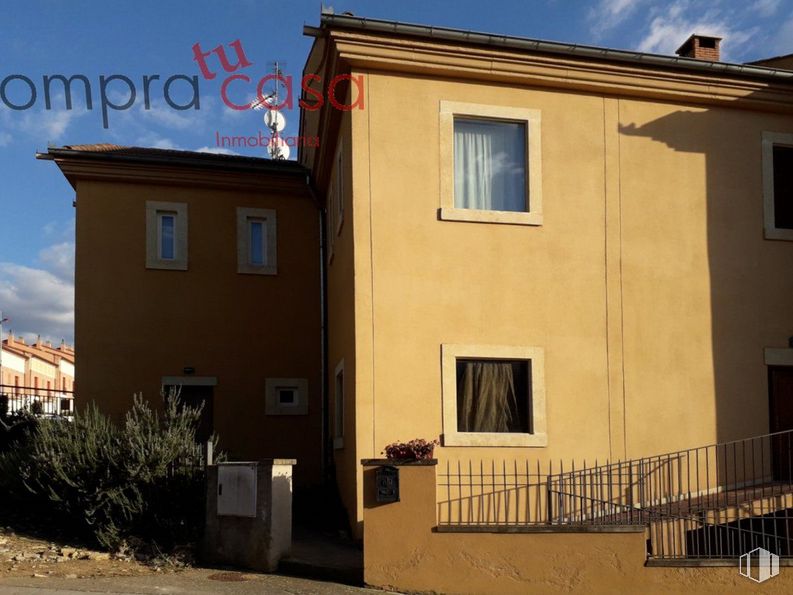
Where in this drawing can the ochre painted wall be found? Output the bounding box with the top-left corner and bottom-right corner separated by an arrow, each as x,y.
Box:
325,107 -> 361,531
363,463 -> 793,594
74,174 -> 322,487
336,70 -> 793,529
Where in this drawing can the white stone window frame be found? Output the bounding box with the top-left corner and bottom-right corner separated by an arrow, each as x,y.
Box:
762,131 -> 793,241
236,207 -> 277,275
441,344 -> 547,447
439,101 -> 543,226
333,359 -> 345,450
265,377 -> 308,416
146,201 -> 188,270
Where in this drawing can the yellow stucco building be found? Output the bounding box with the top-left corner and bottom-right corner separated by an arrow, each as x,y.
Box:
301,13 -> 793,536
41,11 -> 793,591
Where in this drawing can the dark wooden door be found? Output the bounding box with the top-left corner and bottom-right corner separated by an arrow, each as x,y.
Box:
165,384 -> 214,445
769,366 -> 793,481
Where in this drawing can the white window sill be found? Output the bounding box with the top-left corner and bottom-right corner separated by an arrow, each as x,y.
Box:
442,431 -> 548,448
765,227 -> 793,241
146,259 -> 187,271
438,207 -> 543,226
237,264 -> 277,275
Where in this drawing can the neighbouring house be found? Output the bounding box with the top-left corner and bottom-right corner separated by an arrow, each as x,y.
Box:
0,333 -> 75,415
39,10 -> 793,592
37,146 -> 322,485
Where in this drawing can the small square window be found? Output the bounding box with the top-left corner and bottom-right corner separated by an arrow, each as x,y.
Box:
763,132 -> 793,240
334,360 -> 344,449
265,378 -> 307,415
146,201 -> 187,270
237,207 -> 277,274
277,387 -> 297,405
441,344 -> 546,447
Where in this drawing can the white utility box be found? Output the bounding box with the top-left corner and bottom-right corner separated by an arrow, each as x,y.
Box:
217,462 -> 257,517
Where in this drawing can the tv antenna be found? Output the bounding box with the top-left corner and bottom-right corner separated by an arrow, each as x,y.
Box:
249,61 -> 290,160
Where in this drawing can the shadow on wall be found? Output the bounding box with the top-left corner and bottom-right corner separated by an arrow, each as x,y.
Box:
618,95 -> 793,447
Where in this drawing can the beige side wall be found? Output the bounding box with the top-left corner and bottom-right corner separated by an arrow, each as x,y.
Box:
326,107 -> 362,526
344,71 -> 793,527
363,463 -> 793,594
74,176 -> 322,486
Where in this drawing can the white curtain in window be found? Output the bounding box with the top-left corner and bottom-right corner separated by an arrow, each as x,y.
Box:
458,361 -> 517,433
454,119 -> 527,212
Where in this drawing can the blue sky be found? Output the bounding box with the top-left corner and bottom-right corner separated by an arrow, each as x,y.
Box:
1,0 -> 791,343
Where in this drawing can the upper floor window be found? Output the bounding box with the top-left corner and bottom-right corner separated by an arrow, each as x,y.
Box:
158,212 -> 176,260
237,207 -> 277,275
763,132 -> 793,240
454,118 -> 527,212
146,201 -> 188,270
334,359 -> 345,449
440,101 -> 542,226
327,141 -> 344,262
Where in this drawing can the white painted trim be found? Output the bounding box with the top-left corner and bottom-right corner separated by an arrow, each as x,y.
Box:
441,343 -> 547,447
161,376 -> 217,386
439,101 -> 542,226
146,201 -> 188,270
765,348 -> 793,366
762,131 -> 793,241
236,207 -> 277,275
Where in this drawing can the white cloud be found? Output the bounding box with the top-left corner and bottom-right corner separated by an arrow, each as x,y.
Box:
133,131 -> 182,150
635,1 -> 757,61
38,242 -> 75,283
0,104 -> 80,144
752,0 -> 781,17
41,218 -> 75,241
768,15 -> 793,56
194,146 -> 240,155
0,242 -> 74,344
139,102 -> 195,130
589,0 -> 647,37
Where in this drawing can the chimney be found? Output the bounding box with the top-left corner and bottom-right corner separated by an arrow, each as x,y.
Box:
676,34 -> 722,61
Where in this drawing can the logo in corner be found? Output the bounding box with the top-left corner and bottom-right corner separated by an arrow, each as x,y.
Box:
739,547 -> 779,583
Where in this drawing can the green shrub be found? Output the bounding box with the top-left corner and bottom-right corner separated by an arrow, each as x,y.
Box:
0,392 -> 218,551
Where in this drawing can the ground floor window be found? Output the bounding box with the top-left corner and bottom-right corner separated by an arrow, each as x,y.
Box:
441,344 -> 546,447
456,359 -> 531,433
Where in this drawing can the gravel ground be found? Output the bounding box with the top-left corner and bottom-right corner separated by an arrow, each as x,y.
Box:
0,527 -> 190,581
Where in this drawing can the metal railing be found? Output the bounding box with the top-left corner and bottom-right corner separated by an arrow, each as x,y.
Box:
438,460 -> 551,527
0,384 -> 75,418
437,429 -> 793,560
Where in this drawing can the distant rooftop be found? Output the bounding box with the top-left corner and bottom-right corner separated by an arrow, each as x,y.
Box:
38,145 -> 308,174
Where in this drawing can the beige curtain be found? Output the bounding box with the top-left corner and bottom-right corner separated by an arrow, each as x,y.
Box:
458,362 -> 517,432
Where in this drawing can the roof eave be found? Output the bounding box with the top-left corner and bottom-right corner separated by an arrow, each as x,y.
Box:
318,13 -> 793,84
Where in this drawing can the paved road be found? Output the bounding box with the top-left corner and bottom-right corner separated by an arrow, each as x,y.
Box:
0,569 -> 396,595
